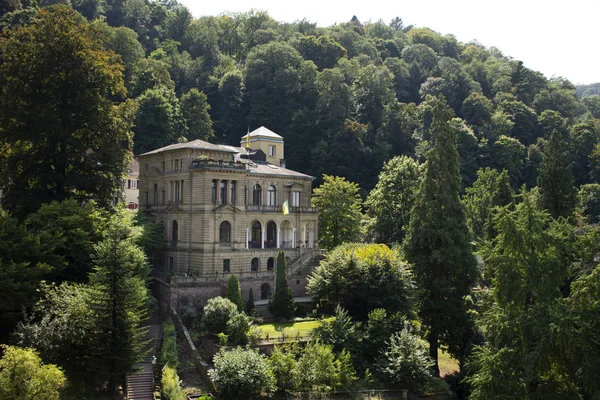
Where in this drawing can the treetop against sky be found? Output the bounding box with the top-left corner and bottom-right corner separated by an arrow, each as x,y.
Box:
180,0 -> 600,85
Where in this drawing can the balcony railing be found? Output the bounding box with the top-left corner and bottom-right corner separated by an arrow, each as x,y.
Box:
191,159 -> 247,170
245,205 -> 317,213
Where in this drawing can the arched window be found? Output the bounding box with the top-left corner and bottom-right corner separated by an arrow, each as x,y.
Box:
266,221 -> 277,247
172,220 -> 178,242
267,185 -> 276,206
251,221 -> 262,247
267,257 -> 275,271
219,221 -> 231,243
253,184 -> 262,206
251,257 -> 260,272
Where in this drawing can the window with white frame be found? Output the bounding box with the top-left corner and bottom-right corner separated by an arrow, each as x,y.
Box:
291,191 -> 300,207
267,185 -> 276,206
268,145 -> 276,157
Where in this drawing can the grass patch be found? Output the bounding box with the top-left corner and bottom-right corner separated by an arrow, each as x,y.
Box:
438,347 -> 459,377
255,319 -> 329,340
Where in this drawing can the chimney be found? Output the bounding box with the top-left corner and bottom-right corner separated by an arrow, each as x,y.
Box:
279,159 -> 286,168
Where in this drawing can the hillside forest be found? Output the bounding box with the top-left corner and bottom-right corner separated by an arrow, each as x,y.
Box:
2,0 -> 600,399
3,0 -> 600,196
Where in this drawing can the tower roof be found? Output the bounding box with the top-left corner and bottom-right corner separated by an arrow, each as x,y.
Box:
241,126 -> 283,140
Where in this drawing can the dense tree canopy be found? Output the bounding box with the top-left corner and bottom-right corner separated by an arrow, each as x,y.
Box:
0,6 -> 136,219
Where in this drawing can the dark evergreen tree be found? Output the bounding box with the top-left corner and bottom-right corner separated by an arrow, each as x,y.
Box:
226,274 -> 244,312
403,96 -> 477,376
246,288 -> 255,314
538,133 -> 577,219
269,251 -> 295,320
88,209 -> 149,393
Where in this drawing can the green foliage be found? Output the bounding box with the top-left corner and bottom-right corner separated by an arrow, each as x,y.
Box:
375,325 -> 433,392
0,5 -> 136,219
87,208 -> 149,391
469,189 -> 580,399
160,321 -> 178,370
360,309 -> 407,365
364,155 -> 423,244
0,211 -> 52,341
307,243 -> 414,321
269,344 -> 298,392
538,131 -> 577,218
311,305 -> 362,355
292,341 -> 357,396
161,365 -> 186,400
246,287 -> 256,314
209,347 -> 276,399
403,96 -> 477,376
14,283 -> 101,387
133,85 -> 183,154
25,199 -> 106,283
226,275 -> 244,312
180,88 -> 214,141
226,312 -> 251,345
312,175 -> 362,250
203,296 -> 238,334
0,345 -> 67,400
578,183 -> 600,224
463,168 -> 514,241
269,251 -> 295,320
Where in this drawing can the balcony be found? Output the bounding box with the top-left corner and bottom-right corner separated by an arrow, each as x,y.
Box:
245,205 -> 280,212
191,159 -> 247,171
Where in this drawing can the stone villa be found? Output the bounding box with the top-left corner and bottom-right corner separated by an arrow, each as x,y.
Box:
138,127 -> 320,301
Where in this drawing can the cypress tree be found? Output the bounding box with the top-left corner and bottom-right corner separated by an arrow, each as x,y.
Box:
403,96 -> 477,376
246,288 -> 255,314
269,251 -> 295,320
226,275 -> 244,312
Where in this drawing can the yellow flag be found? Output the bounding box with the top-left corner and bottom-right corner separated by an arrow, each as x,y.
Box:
282,200 -> 290,215
246,128 -> 250,149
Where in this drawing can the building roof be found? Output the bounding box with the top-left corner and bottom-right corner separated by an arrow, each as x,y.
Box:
248,162 -> 313,179
138,139 -> 237,156
241,126 -> 283,140
127,156 -> 139,175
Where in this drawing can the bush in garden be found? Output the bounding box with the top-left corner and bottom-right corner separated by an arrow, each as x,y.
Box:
209,347 -> 276,399
226,312 -> 251,345
203,297 -> 238,334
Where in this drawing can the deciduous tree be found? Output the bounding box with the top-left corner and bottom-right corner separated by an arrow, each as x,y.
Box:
0,6 -> 136,219
312,175 -> 362,249
0,345 -> 66,400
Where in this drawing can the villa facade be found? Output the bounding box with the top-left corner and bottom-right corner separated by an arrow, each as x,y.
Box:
138,127 -> 319,283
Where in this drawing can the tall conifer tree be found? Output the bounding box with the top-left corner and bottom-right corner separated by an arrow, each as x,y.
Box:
269,251 -> 295,319
403,96 -> 477,376
226,275 -> 244,312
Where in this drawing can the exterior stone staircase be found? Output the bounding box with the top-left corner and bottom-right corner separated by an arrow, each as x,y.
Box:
126,311 -> 161,400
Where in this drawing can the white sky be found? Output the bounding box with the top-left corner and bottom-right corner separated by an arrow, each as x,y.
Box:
178,0 -> 600,85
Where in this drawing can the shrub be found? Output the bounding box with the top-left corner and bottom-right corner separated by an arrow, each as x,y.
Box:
292,341 -> 356,396
226,312 -> 251,345
203,297 -> 238,334
161,365 -> 185,400
375,324 -> 433,392
160,321 -> 179,369
209,347 -> 276,399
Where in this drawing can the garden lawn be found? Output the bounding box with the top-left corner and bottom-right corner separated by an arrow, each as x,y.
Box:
255,319 -> 327,340
438,347 -> 459,377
